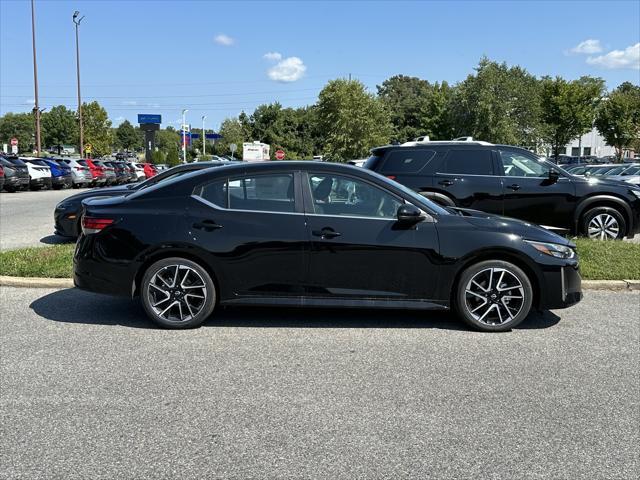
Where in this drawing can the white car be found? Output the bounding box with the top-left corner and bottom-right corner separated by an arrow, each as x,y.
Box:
130,162 -> 146,181
21,157 -> 52,190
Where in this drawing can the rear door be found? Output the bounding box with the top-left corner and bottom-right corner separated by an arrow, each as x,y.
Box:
433,147 -> 504,214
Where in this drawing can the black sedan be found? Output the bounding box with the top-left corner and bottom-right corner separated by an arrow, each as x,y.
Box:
54,161 -> 226,237
74,161 -> 582,332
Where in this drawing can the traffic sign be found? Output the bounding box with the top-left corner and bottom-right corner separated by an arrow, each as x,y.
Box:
229,143 -> 237,153
10,137 -> 18,146
275,149 -> 285,160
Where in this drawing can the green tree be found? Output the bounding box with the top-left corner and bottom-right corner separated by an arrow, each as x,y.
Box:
165,147 -> 180,167
214,118 -> 246,157
41,105 -> 77,154
451,58 -> 541,146
0,112 -> 35,153
594,82 -> 640,161
151,150 -> 166,164
316,79 -> 392,161
81,101 -> 113,157
115,120 -> 139,151
539,76 -> 605,159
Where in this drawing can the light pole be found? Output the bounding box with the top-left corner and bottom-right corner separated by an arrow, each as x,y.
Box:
182,109 -> 188,163
30,0 -> 42,156
73,11 -> 85,157
201,115 -> 207,158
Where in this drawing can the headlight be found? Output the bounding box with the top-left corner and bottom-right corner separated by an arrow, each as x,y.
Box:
525,240 -> 576,259
630,189 -> 640,199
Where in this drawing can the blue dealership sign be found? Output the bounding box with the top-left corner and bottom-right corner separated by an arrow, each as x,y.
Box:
206,133 -> 222,139
137,114 -> 162,124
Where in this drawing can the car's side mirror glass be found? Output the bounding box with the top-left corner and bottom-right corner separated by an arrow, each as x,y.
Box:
548,169 -> 560,183
397,204 -> 424,224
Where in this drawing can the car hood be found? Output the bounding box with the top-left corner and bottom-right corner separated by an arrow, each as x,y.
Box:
450,208 -> 573,246
574,175 -> 634,189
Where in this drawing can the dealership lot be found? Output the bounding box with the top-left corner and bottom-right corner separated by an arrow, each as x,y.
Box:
0,189 -> 88,251
0,286 -> 637,479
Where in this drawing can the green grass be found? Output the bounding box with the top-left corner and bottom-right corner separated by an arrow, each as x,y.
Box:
574,238 -> 640,280
0,243 -> 75,278
0,239 -> 638,280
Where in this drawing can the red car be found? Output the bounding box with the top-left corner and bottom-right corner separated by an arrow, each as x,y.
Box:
142,163 -> 158,179
0,164 -> 5,192
83,159 -> 106,186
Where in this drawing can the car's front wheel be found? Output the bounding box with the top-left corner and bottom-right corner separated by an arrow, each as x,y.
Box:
455,260 -> 533,332
140,257 -> 216,329
581,206 -> 626,240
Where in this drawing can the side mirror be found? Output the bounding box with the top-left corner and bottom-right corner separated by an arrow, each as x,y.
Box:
397,204 -> 424,224
548,169 -> 560,183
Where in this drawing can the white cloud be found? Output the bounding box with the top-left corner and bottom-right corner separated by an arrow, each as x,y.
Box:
263,51 -> 282,61
587,43 -> 640,70
25,98 -> 35,105
214,34 -> 234,46
265,55 -> 306,82
570,39 -> 603,54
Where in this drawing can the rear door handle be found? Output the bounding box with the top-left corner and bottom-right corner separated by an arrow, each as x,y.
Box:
507,184 -> 521,191
193,219 -> 222,232
312,228 -> 341,239
438,179 -> 454,186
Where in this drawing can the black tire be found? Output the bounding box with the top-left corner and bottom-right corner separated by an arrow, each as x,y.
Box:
581,206 -> 626,240
455,260 -> 533,332
140,257 -> 216,329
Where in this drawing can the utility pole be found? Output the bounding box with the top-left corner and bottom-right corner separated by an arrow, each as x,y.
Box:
202,115 -> 207,158
73,11 -> 85,157
31,0 -> 41,156
182,109 -> 188,163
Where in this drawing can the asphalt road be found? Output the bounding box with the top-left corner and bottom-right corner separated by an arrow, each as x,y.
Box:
1,286 -> 637,479
0,188 -> 91,251
1,188 -> 638,252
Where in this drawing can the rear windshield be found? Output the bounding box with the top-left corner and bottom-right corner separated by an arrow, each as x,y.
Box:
77,160 -> 88,167
26,159 -> 48,166
7,158 -> 27,166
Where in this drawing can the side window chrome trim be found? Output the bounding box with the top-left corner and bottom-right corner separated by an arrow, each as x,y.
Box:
191,195 -> 304,216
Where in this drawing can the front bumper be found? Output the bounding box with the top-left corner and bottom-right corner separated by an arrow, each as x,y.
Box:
541,263 -> 582,309
54,208 -> 80,237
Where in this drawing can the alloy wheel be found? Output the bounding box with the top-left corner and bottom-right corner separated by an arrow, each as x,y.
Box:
464,267 -> 525,326
146,264 -> 207,323
587,213 -> 619,240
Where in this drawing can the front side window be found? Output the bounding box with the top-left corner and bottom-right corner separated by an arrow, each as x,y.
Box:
499,150 -> 551,177
193,180 -> 228,208
440,149 -> 493,175
307,173 -> 402,219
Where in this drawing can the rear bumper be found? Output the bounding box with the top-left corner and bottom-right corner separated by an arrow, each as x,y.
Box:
74,237 -> 136,296
30,177 -> 52,189
52,176 -> 73,187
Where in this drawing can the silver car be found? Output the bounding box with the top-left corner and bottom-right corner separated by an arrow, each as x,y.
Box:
61,158 -> 92,187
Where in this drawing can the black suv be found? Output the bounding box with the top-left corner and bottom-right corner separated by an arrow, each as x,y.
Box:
365,140 -> 640,240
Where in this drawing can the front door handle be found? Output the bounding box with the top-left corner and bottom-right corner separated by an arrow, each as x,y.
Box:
507,184 -> 521,191
312,228 -> 341,239
438,179 -> 454,187
193,219 -> 222,232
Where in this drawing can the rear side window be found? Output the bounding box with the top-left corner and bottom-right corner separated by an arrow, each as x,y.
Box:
380,150 -> 435,174
440,149 -> 493,175
193,180 -> 228,208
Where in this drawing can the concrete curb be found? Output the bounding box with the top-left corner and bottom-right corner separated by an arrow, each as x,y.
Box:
0,275 -> 638,291
0,275 -> 74,289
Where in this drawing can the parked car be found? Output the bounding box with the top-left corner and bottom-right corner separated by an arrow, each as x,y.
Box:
104,161 -> 129,185
142,162 -> 158,179
82,159 -> 107,187
364,139 -> 640,240
54,161 -> 226,237
0,156 -> 30,191
0,164 -> 4,192
21,157 -> 52,190
606,164 -> 640,186
93,160 -> 116,186
155,163 -> 169,172
74,161 -> 582,331
129,162 -> 146,181
42,157 -> 73,189
59,158 -> 92,187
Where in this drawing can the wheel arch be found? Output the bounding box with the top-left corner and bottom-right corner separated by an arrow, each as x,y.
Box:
574,194 -> 632,235
449,248 -> 543,310
132,245 -> 220,300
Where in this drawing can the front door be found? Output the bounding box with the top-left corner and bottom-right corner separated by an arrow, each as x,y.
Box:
498,149 -> 576,229
303,172 -> 440,300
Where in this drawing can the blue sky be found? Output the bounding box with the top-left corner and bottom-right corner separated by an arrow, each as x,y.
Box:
1,0 -> 639,131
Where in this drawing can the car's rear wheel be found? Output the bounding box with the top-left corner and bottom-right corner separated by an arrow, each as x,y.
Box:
581,206 -> 626,240
455,260 -> 533,332
140,257 -> 216,329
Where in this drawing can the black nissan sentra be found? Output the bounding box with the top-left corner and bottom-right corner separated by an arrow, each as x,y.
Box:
74,161 -> 582,332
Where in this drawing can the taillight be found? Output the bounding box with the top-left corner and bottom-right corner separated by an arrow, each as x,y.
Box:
386,175 -> 396,180
82,216 -> 115,234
